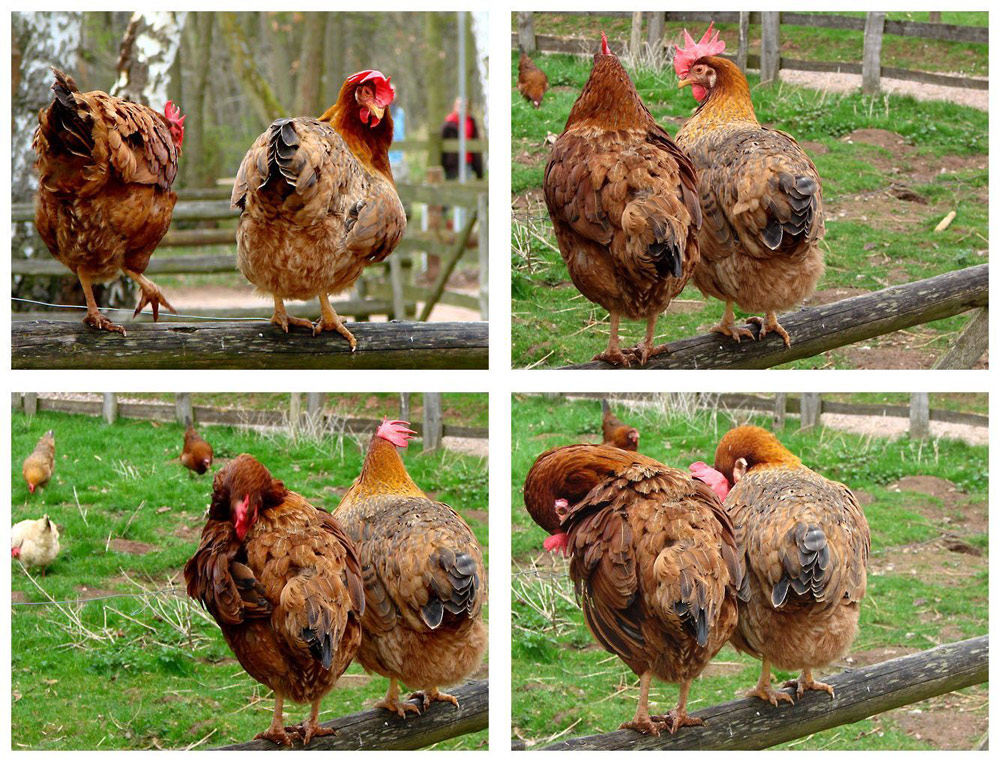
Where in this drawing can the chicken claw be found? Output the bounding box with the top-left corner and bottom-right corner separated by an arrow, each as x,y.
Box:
284,721 -> 336,746
125,269 -> 176,322
593,348 -> 633,367
619,713 -> 668,736
316,295 -> 358,350
786,670 -> 835,700
710,301 -> 756,343
746,312 -> 791,347
375,695 -> 422,718
254,726 -> 297,747
410,688 -> 460,711
745,683 -> 795,706
270,312 -> 315,333
623,342 -> 669,366
83,310 -> 127,336
651,710 -> 705,735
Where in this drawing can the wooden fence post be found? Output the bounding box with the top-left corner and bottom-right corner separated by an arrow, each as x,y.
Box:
289,392 -> 302,431
12,393 -> 23,410
933,307 -> 988,369
737,11 -> 750,71
773,393 -> 787,430
176,393 -> 193,424
24,393 -> 37,416
478,192 -> 488,320
306,393 -> 325,423
647,12 -> 665,52
423,392 -> 443,452
400,392 -> 411,422
800,393 -> 821,430
910,393 -> 930,439
760,12 -> 781,84
630,12 -> 644,55
102,393 -> 118,424
389,255 -> 406,321
517,12 -> 535,53
862,12 -> 887,94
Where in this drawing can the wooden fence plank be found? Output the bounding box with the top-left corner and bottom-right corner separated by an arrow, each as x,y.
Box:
537,637 -> 986,750
862,12 -> 888,94
933,307 -> 988,369
13,321 -> 489,370
910,392 -> 930,439
800,393 -> 821,430
558,265 -> 987,370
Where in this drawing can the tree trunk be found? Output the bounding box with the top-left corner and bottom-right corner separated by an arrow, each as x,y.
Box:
295,12 -> 327,116
111,11 -> 187,106
736,11 -> 750,71
646,12 -> 664,52
424,13 -> 447,170
219,11 -> 287,127
630,12 -> 643,57
183,12 -> 215,188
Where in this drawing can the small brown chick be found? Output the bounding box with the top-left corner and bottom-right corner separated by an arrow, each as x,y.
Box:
180,423 -> 213,476
23,430 -> 55,495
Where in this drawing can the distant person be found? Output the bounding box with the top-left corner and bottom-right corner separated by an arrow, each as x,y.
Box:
441,97 -> 483,180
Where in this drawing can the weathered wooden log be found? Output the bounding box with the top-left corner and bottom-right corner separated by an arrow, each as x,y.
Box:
216,679 -> 487,751
12,321 -> 488,370
934,306 -> 988,369
559,265 -> 988,370
538,636 -> 987,750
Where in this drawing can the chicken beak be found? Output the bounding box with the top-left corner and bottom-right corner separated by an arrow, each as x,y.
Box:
368,103 -> 385,122
677,77 -> 694,89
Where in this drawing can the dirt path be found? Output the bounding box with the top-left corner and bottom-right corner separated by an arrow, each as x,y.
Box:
781,69 -> 988,112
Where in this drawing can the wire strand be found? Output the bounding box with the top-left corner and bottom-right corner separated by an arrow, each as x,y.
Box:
11,296 -> 266,322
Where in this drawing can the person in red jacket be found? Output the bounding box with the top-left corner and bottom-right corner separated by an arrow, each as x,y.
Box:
441,97 -> 483,179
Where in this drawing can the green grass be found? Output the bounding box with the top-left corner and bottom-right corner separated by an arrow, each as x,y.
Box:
12,406 -> 488,750
510,394 -> 987,749
510,47 -> 988,369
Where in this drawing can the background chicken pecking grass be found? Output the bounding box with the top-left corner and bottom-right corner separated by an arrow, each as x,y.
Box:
510,393 -> 987,750
511,17 -> 988,369
10,404 -> 488,750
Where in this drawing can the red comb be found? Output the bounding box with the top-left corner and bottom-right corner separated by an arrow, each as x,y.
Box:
600,31 -> 611,56
164,100 -> 186,126
674,22 -> 726,78
346,69 -> 395,107
375,417 -> 416,448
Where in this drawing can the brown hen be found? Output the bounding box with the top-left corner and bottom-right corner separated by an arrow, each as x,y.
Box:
544,33 -> 701,366
523,444 -> 745,735
699,426 -> 869,705
33,68 -> 184,335
180,422 -> 213,476
674,25 -> 824,347
334,419 -> 487,717
601,399 -> 639,451
232,70 -> 405,349
185,455 -> 364,745
517,49 -> 549,108
23,430 -> 55,495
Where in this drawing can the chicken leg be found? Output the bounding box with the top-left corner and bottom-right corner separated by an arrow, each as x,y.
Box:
746,658 -> 795,706
709,302 -> 755,343
624,314 -> 670,366
284,699 -> 337,745
650,679 -> 705,734
619,671 -> 668,736
124,268 -> 176,322
410,687 -> 460,711
78,270 -> 126,335
746,311 -> 791,347
375,677 -> 422,718
315,293 -> 358,350
270,295 -> 315,333
254,692 -> 296,746
785,668 -> 835,699
593,312 -> 632,367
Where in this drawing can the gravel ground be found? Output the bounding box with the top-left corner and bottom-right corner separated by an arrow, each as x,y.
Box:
781,69 -> 988,111
820,412 -> 986,447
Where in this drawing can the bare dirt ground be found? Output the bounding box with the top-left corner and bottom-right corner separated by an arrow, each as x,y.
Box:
781,70 -> 988,111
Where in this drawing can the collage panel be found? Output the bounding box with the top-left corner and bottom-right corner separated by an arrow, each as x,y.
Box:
512,392 -> 987,749
12,11 -> 489,371
511,11 -> 988,370
11,392 -> 488,749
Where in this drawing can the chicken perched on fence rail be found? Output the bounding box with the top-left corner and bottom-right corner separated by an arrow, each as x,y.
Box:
334,419 -> 487,717
232,69 -> 405,349
185,455 -> 364,745
22,430 -> 55,495
674,24 -> 824,347
517,48 -> 549,108
33,68 -> 184,336
691,425 -> 869,705
544,33 -> 702,366
524,444 -> 745,734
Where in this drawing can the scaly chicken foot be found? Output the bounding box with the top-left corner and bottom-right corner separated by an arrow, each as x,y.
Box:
270,296 -> 315,333
619,671 -> 670,736
593,312 -> 633,367
410,687 -> 460,711
649,680 -> 704,734
315,293 -> 358,350
746,312 -> 791,347
622,315 -> 670,366
255,693 -> 297,747
78,271 -> 127,335
709,302 -> 755,344
124,268 -> 176,322
746,659 -> 795,706
785,669 -> 835,700
284,700 -> 337,746
375,677 -> 423,718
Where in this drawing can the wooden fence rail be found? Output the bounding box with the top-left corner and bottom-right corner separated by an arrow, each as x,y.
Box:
217,679 -> 487,751
12,321 -> 488,370
558,265 -> 988,370
528,636 -> 986,750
